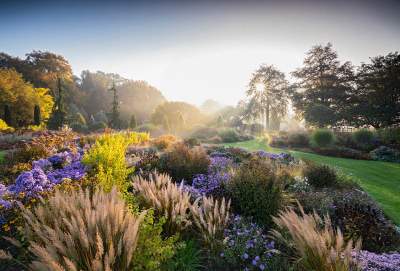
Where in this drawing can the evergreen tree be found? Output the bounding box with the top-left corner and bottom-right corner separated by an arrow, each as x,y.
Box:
3,105 -> 11,126
48,78 -> 67,130
108,81 -> 121,129
129,114 -> 137,129
34,105 -> 41,125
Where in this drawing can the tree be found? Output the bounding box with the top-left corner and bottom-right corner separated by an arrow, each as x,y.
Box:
48,78 -> 67,130
0,69 -> 53,127
151,102 -> 204,133
108,81 -> 121,129
350,52 -> 400,128
291,43 -> 354,127
304,104 -> 336,128
247,64 -> 289,130
129,114 -> 137,129
34,105 -> 41,126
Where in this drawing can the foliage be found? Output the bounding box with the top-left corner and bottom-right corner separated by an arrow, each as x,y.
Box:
20,187 -> 144,271
331,191 -> 400,253
227,158 -> 286,227
220,215 -> 277,271
151,101 -> 205,133
370,146 -> 400,163
132,172 -> 192,235
129,113 -> 137,129
152,134 -> 178,150
218,128 -> 241,143
271,205 -> 361,271
303,163 -> 338,188
377,127 -> 400,146
88,121 -> 107,131
133,210 -> 177,271
135,123 -> 165,137
164,239 -> 203,271
159,143 -> 210,183
190,195 -> 231,252
246,64 -> 289,130
287,131 -> 310,147
311,129 -> 335,148
313,146 -> 370,160
0,119 -> 14,133
352,129 -> 375,149
291,43 -> 354,127
47,78 -> 67,130
0,68 -> 54,127
82,132 -> 149,192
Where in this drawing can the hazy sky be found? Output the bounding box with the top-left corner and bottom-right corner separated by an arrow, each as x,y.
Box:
1,0 -> 399,106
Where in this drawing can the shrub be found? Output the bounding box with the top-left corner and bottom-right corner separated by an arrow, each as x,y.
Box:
159,143 -> 210,183
132,172 -> 192,235
271,205 -> 361,271
190,195 -> 231,252
218,128 -> 240,143
288,131 -> 310,147
183,137 -> 200,147
21,187 -> 144,271
227,158 -> 286,227
313,146 -> 370,160
88,121 -> 107,131
164,239 -> 203,271
303,163 -> 338,188
331,191 -> 400,253
0,119 -> 14,133
133,210 -> 177,271
352,129 -> 375,149
70,122 -> 88,133
152,134 -> 178,150
135,123 -> 165,137
377,127 -> 400,146
370,146 -> 400,162
311,129 -> 335,148
83,132 -> 149,192
220,215 -> 277,271
190,127 -> 219,141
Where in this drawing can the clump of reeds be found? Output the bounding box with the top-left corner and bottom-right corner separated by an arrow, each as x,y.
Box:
271,204 -> 361,271
132,172 -> 192,234
21,187 -> 144,271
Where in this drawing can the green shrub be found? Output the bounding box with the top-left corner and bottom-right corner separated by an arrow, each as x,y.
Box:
352,129 -> 375,149
331,191 -> 400,253
377,127 -> 400,146
88,121 -> 107,131
70,122 -> 88,133
133,210 -> 177,271
159,143 -> 210,183
288,132 -> 309,147
218,128 -> 240,143
303,163 -> 338,188
164,240 -> 203,271
370,146 -> 400,162
311,129 -> 335,148
227,158 -> 286,227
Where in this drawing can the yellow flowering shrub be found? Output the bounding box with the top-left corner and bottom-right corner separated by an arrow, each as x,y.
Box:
0,119 -> 14,133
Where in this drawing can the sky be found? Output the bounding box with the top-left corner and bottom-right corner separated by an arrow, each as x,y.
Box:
1,0 -> 399,106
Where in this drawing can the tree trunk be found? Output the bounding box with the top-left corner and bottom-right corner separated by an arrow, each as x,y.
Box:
265,100 -> 270,130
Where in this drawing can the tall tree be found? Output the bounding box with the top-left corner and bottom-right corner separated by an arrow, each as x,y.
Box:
350,52 -> 400,128
247,64 -> 289,130
48,78 -> 67,130
34,105 -> 41,126
108,81 -> 121,129
291,43 -> 354,127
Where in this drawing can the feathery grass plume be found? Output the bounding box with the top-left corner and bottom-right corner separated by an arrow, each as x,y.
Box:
190,195 -> 231,252
21,187 -> 144,271
132,172 -> 192,235
271,204 -> 361,271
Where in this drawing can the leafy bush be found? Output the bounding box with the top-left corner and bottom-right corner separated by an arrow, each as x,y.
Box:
152,134 -> 178,150
220,215 -> 277,271
227,158 -> 286,227
164,239 -> 203,271
331,191 -> 400,253
88,121 -> 107,131
133,210 -> 177,271
288,131 -> 310,147
352,129 -> 375,150
132,172 -> 192,235
218,128 -> 240,143
377,127 -> 400,146
271,205 -> 361,271
313,146 -> 370,160
159,143 -> 210,183
303,163 -> 338,188
21,187 -> 144,271
70,122 -> 88,133
83,132 -> 149,192
183,137 -> 201,147
0,119 -> 14,133
311,129 -> 335,148
370,146 -> 400,162
190,195 -> 231,252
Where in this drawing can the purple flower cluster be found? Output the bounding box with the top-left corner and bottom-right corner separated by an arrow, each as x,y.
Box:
221,215 -> 276,270
1,149 -> 86,206
191,156 -> 234,197
356,251 -> 400,271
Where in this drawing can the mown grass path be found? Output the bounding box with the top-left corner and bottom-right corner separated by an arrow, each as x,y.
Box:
223,139 -> 400,224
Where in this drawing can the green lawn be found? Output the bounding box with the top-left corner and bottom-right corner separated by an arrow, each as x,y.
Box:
223,139 -> 400,224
